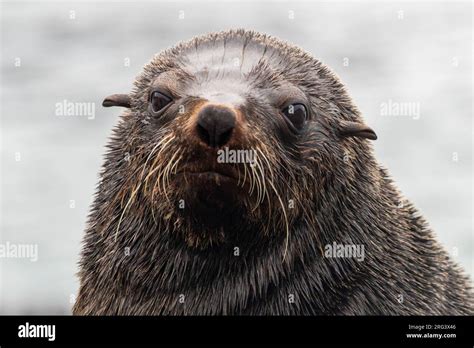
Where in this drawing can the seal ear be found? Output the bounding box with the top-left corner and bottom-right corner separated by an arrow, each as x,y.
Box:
102,94 -> 131,108
338,120 -> 377,140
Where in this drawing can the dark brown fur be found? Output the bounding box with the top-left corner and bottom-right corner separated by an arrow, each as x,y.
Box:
73,29 -> 472,315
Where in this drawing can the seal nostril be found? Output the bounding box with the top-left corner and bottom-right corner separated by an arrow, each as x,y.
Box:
197,123 -> 211,147
216,128 -> 233,147
196,105 -> 236,148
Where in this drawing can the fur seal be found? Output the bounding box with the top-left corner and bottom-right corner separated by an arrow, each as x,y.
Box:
73,29 -> 472,315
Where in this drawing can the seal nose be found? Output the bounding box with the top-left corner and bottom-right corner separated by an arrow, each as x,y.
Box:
196,105 -> 236,148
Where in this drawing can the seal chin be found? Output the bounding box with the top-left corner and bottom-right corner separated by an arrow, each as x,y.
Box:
181,170 -> 237,184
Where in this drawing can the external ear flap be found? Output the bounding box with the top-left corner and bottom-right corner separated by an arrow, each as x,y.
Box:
338,120 -> 377,140
102,94 -> 131,108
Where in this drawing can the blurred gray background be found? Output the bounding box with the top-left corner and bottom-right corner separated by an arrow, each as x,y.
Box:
0,1 -> 472,314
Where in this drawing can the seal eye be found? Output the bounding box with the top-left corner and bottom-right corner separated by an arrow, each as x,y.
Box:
282,103 -> 307,130
150,91 -> 172,113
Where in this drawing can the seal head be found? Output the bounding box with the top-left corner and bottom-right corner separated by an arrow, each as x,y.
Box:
74,30 -> 471,315
101,29 -> 376,249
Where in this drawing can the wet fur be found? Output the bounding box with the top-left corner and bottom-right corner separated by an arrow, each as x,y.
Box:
73,29 -> 473,315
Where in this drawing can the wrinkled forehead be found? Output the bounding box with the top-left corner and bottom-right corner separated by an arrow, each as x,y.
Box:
151,39 -> 287,106
183,39 -> 268,78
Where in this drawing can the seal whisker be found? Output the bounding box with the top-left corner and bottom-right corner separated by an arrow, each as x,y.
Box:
236,162 -> 242,187
115,134 -> 175,241
251,156 -> 265,211
255,147 -> 273,201
245,158 -> 254,194
140,134 -> 172,180
254,146 -> 274,234
267,177 -> 290,261
252,161 -> 262,202
162,148 -> 182,203
151,140 -> 176,203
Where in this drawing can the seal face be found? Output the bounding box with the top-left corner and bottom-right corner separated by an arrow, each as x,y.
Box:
99,30 -> 377,249
74,30 -> 472,315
